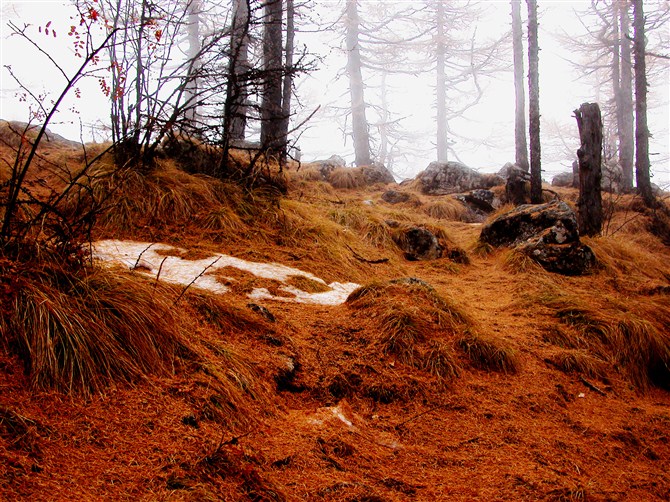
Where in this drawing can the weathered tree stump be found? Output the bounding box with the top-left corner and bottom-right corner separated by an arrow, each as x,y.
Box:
575,103 -> 603,237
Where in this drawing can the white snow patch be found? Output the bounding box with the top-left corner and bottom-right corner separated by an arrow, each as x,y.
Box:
92,240 -> 360,306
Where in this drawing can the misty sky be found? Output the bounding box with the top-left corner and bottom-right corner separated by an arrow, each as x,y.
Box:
1,0 -> 668,185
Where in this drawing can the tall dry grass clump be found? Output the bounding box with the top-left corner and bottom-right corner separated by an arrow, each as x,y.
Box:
347,279 -> 470,382
0,260 -> 193,394
423,198 -> 475,223
347,278 -> 519,376
0,258 -> 269,420
328,167 -> 366,189
538,290 -> 670,389
76,160 -> 253,236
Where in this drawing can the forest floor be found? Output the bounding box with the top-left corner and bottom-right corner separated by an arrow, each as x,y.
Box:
1,138 -> 669,500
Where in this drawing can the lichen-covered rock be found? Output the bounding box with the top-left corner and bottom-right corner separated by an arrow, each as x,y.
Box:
394,227 -> 443,261
479,201 -> 595,275
311,155 -> 346,178
392,226 -> 469,263
417,161 -> 503,195
480,201 -> 580,247
460,189 -> 498,213
517,231 -> 596,275
360,163 -> 395,185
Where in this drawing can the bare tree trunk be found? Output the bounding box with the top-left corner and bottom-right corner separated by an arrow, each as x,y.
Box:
378,72 -> 389,167
526,0 -> 542,203
511,0 -> 529,172
229,0 -> 250,141
345,0 -> 371,166
618,1 -> 635,192
632,0 -> 654,206
575,102 -> 603,237
260,0 -> 284,156
184,0 -> 201,127
278,0 -> 294,165
436,0 -> 448,163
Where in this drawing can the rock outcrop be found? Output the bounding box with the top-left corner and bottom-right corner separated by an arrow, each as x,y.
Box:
551,172 -> 575,188
416,161 -> 504,195
360,163 -> 395,185
311,155 -> 347,179
392,225 -> 469,263
480,201 -> 595,275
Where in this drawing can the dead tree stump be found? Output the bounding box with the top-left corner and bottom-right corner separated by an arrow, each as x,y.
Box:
575,103 -> 603,237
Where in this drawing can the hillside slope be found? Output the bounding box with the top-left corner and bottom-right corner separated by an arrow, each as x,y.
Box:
1,147 -> 669,500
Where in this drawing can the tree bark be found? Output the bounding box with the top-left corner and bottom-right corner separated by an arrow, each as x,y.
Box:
345,0 -> 371,166
228,0 -> 251,142
184,0 -> 201,127
618,1 -> 635,192
260,0 -> 285,156
511,0 -> 529,172
575,102 -> 603,237
278,0 -> 294,165
436,0 -> 448,162
632,0 -> 654,206
526,0 -> 542,203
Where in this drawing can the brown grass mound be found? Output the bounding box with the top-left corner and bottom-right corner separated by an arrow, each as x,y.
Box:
0,261 -> 193,394
423,198 -> 475,222
78,160 -> 253,237
328,167 -> 366,189
0,259 -> 269,421
345,278 -> 517,381
538,290 -> 670,389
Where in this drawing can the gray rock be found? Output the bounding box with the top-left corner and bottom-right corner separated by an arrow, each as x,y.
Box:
479,201 -> 595,275
394,227 -> 443,261
497,162 -> 521,179
516,229 -> 596,275
480,201 -> 580,247
360,162 -> 395,185
460,189 -> 498,213
417,161 -> 503,195
552,172 -> 575,188
311,155 -> 347,178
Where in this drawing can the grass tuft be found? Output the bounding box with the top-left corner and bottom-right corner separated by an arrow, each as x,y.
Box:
379,305 -> 428,364
328,167 -> 365,189
421,341 -> 461,381
0,263 -> 193,394
538,290 -> 670,390
458,332 -> 519,374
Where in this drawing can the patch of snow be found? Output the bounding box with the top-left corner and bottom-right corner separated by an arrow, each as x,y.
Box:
92,240 -> 359,306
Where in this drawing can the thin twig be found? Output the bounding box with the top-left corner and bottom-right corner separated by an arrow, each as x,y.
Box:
133,243 -> 155,270
345,244 -> 389,264
174,256 -> 222,304
579,376 -> 607,396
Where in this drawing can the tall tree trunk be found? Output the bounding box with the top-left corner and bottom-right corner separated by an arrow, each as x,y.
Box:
228,0 -> 251,142
219,0 -> 251,175
278,0 -> 294,165
511,0 -> 529,172
345,0 -> 371,166
575,103 -> 603,237
184,0 -> 201,127
526,0 -> 542,203
260,0 -> 285,156
378,72 -> 390,167
632,0 -> 654,206
618,1 -> 635,192
435,1 -> 448,163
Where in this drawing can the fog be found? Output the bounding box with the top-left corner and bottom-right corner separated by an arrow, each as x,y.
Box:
1,0 -> 668,185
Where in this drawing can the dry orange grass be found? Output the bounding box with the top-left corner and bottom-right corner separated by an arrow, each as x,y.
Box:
328,167 -> 366,189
